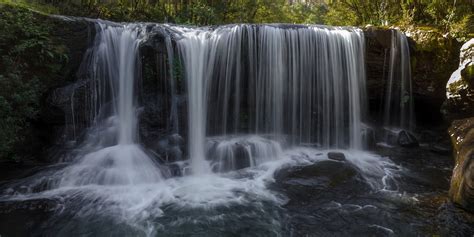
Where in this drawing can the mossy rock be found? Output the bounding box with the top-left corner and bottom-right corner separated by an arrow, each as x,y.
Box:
461,63 -> 474,86
404,27 -> 462,103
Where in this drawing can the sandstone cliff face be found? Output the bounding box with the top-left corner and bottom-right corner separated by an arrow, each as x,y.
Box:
449,118 -> 474,212
445,39 -> 474,212
444,39 -> 474,120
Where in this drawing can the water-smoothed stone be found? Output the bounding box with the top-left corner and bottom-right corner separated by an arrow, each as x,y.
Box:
207,136 -> 282,172
397,130 -> 419,148
382,128 -> 418,148
166,146 -> 183,162
169,134 -> 184,146
327,152 -> 346,161
207,140 -> 253,172
273,160 -> 367,205
449,117 -> 474,212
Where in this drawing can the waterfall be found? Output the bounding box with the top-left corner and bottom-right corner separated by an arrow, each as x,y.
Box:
176,29 -> 219,174
0,23 -> 408,236
383,30 -> 415,132
58,23 -> 163,186
176,25 -> 367,172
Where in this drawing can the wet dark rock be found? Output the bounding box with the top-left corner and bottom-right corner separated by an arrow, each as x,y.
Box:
407,28 -> 462,125
381,129 -> 418,148
364,27 -> 392,104
165,163 -> 183,177
418,130 -> 439,144
0,199 -> 59,236
14,17 -> 97,163
364,27 -> 461,126
397,130 -> 419,148
169,134 -> 184,146
0,199 -> 58,214
233,143 -> 252,170
429,142 -> 452,155
449,117 -> 474,212
273,160 -> 368,206
166,146 -> 183,162
362,126 -> 376,150
327,152 -> 346,161
207,141 -> 253,172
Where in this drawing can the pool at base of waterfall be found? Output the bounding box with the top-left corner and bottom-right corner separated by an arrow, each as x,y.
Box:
0,145 -> 473,237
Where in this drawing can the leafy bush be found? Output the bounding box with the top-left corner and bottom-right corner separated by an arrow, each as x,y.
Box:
0,4 -> 67,160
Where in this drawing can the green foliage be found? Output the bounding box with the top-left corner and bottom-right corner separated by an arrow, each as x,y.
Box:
0,4 -> 67,160
3,0 -> 472,40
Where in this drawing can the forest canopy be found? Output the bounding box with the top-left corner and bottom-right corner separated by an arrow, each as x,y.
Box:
1,0 -> 473,38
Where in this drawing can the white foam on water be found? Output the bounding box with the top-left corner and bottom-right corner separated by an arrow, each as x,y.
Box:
1,145 -> 400,214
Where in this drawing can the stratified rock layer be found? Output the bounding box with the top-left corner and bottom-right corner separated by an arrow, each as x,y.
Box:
449,117 -> 474,212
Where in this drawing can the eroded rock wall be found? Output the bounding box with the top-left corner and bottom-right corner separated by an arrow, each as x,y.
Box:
449,118 -> 474,212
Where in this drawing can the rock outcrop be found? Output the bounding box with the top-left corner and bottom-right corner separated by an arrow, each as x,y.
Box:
444,39 -> 474,120
449,118 -> 474,212
364,27 -> 461,126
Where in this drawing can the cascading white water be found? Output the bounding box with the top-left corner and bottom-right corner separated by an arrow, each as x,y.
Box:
383,30 -> 414,132
206,135 -> 283,172
176,29 -> 220,174
58,23 -> 163,186
176,25 -> 367,172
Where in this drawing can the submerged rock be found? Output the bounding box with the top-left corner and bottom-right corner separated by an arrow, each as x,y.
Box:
397,130 -> 419,148
449,117 -> 474,212
327,152 -> 346,161
206,136 -> 282,172
382,128 -> 419,148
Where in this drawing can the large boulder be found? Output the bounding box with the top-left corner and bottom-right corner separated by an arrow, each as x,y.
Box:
449,117 -> 474,212
444,39 -> 474,119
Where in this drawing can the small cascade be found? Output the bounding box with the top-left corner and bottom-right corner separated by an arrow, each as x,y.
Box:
59,22 -> 163,186
383,30 -> 415,133
206,136 -> 283,172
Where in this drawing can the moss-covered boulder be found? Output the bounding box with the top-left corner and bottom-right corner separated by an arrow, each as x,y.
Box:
444,39 -> 474,119
449,117 -> 474,212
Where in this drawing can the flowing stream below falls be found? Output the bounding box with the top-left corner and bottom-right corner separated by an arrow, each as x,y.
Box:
0,21 -> 473,237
